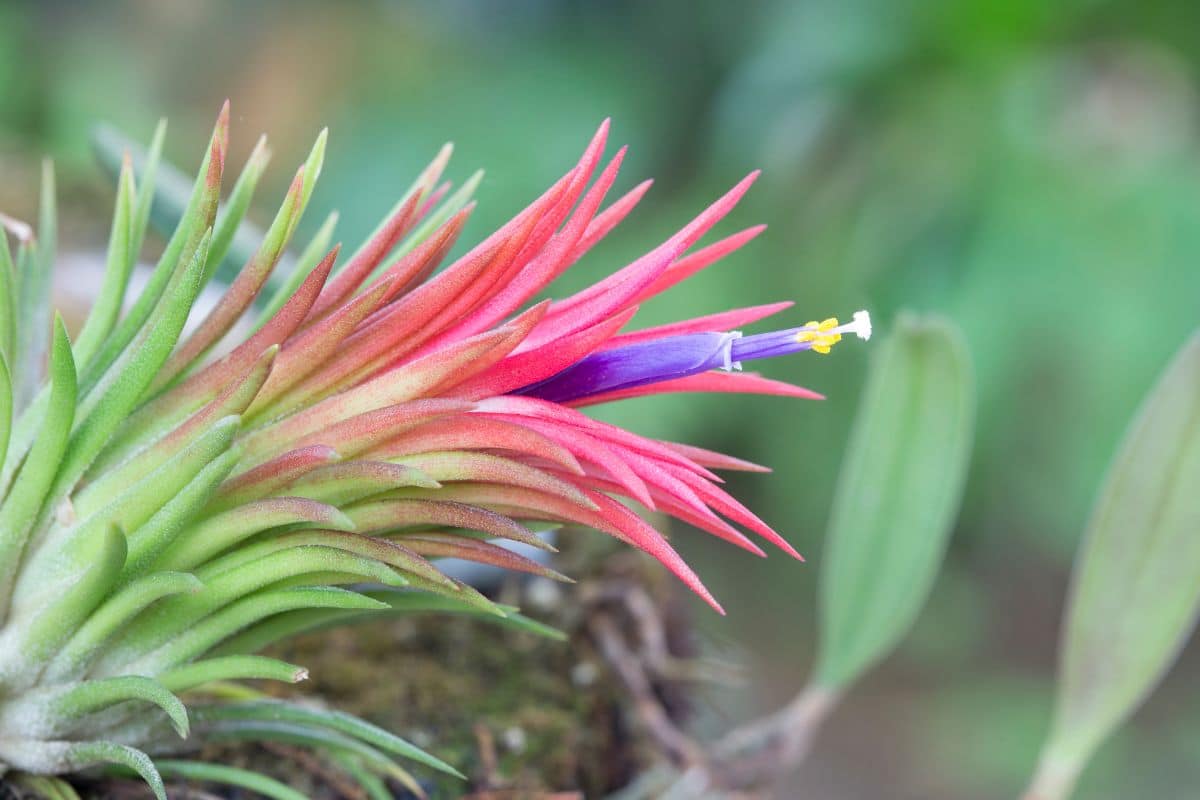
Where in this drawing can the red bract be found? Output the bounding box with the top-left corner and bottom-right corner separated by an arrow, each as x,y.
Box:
111,115 -> 860,616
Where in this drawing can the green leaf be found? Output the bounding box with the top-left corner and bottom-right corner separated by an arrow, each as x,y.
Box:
201,530 -> 441,588
206,606 -> 375,656
92,120 -> 178,271
119,545 -> 407,660
271,461 -> 440,508
10,162 -> 57,411
1027,330 -> 1200,800
296,128 -> 327,212
117,586 -> 386,675
93,121 -> 319,301
49,675 -> 189,738
0,234 -> 15,366
73,152 -> 136,370
38,160 -> 57,273
152,130 -> 325,388
254,209 -> 338,327
196,719 -> 413,784
152,760 -> 308,800
814,313 -> 974,689
47,572 -> 203,682
7,421 -> 228,637
83,343 -> 274,485
95,119 -> 249,284
401,573 -> 504,616
60,229 -> 213,501
0,317 -> 76,618
75,412 -> 238,532
62,742 -> 165,800
158,655 -> 308,692
326,753 -> 394,800
0,354 -> 10,477
485,604 -> 568,641
127,119 -> 167,278
119,445 -> 241,578
150,497 -> 354,573
208,134 -> 271,272
199,700 -> 464,778
12,525 -> 127,667
12,163 -> 54,412
211,591 -> 564,656
373,593 -> 565,639
83,109 -> 225,389
72,414 -> 239,523
9,774 -> 82,800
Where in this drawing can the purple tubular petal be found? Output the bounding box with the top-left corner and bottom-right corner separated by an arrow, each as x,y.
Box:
729,327 -> 815,362
519,333 -> 735,403
518,325 -> 819,405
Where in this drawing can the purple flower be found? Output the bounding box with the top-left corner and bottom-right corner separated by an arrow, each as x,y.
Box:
522,311 -> 871,404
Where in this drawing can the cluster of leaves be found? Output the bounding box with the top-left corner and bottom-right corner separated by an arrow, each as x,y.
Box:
0,105 -> 577,798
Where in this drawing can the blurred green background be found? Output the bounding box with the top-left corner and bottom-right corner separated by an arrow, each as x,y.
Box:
2,1 -> 1199,796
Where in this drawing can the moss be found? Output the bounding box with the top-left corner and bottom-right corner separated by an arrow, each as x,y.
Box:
269,579 -> 634,797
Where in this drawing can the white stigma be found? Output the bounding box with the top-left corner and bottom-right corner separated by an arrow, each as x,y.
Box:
849,309 -> 878,340
853,310 -> 872,340
838,310 -> 871,341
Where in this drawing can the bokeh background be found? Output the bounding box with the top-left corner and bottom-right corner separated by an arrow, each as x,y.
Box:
2,1 -> 1199,797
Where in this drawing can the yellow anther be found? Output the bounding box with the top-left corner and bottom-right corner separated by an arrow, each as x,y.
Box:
795,317 -> 843,354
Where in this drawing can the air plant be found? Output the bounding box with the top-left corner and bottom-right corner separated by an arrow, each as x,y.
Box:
0,103 -> 868,797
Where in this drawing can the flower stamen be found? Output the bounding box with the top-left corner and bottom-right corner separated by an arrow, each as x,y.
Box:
795,310 -> 872,355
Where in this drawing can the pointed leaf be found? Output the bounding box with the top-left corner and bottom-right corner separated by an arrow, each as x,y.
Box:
153,761 -> 308,800
48,572 -> 203,681
208,134 -> 271,272
158,655 -> 308,692
11,162 -> 55,410
84,106 -> 225,388
0,231 -> 16,366
814,314 -> 974,688
0,318 -> 76,616
73,154 -> 136,369
199,700 -> 464,779
1027,330 -> 1200,799
47,675 -> 189,738
0,355 -> 9,476
62,742 -> 165,800
254,209 -> 338,325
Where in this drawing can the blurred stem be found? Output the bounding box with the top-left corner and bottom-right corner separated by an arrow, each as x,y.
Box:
714,682 -> 841,770
612,684 -> 842,799
779,682 -> 841,761
1022,754 -> 1083,800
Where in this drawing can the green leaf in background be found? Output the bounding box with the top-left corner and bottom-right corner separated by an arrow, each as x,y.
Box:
814,312 -> 974,689
11,162 -> 55,413
667,315 -> 975,796
92,121 -> 264,288
1026,330 -> 1200,800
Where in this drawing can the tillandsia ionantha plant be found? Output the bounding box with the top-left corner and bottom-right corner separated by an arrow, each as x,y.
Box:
0,102 -> 871,797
